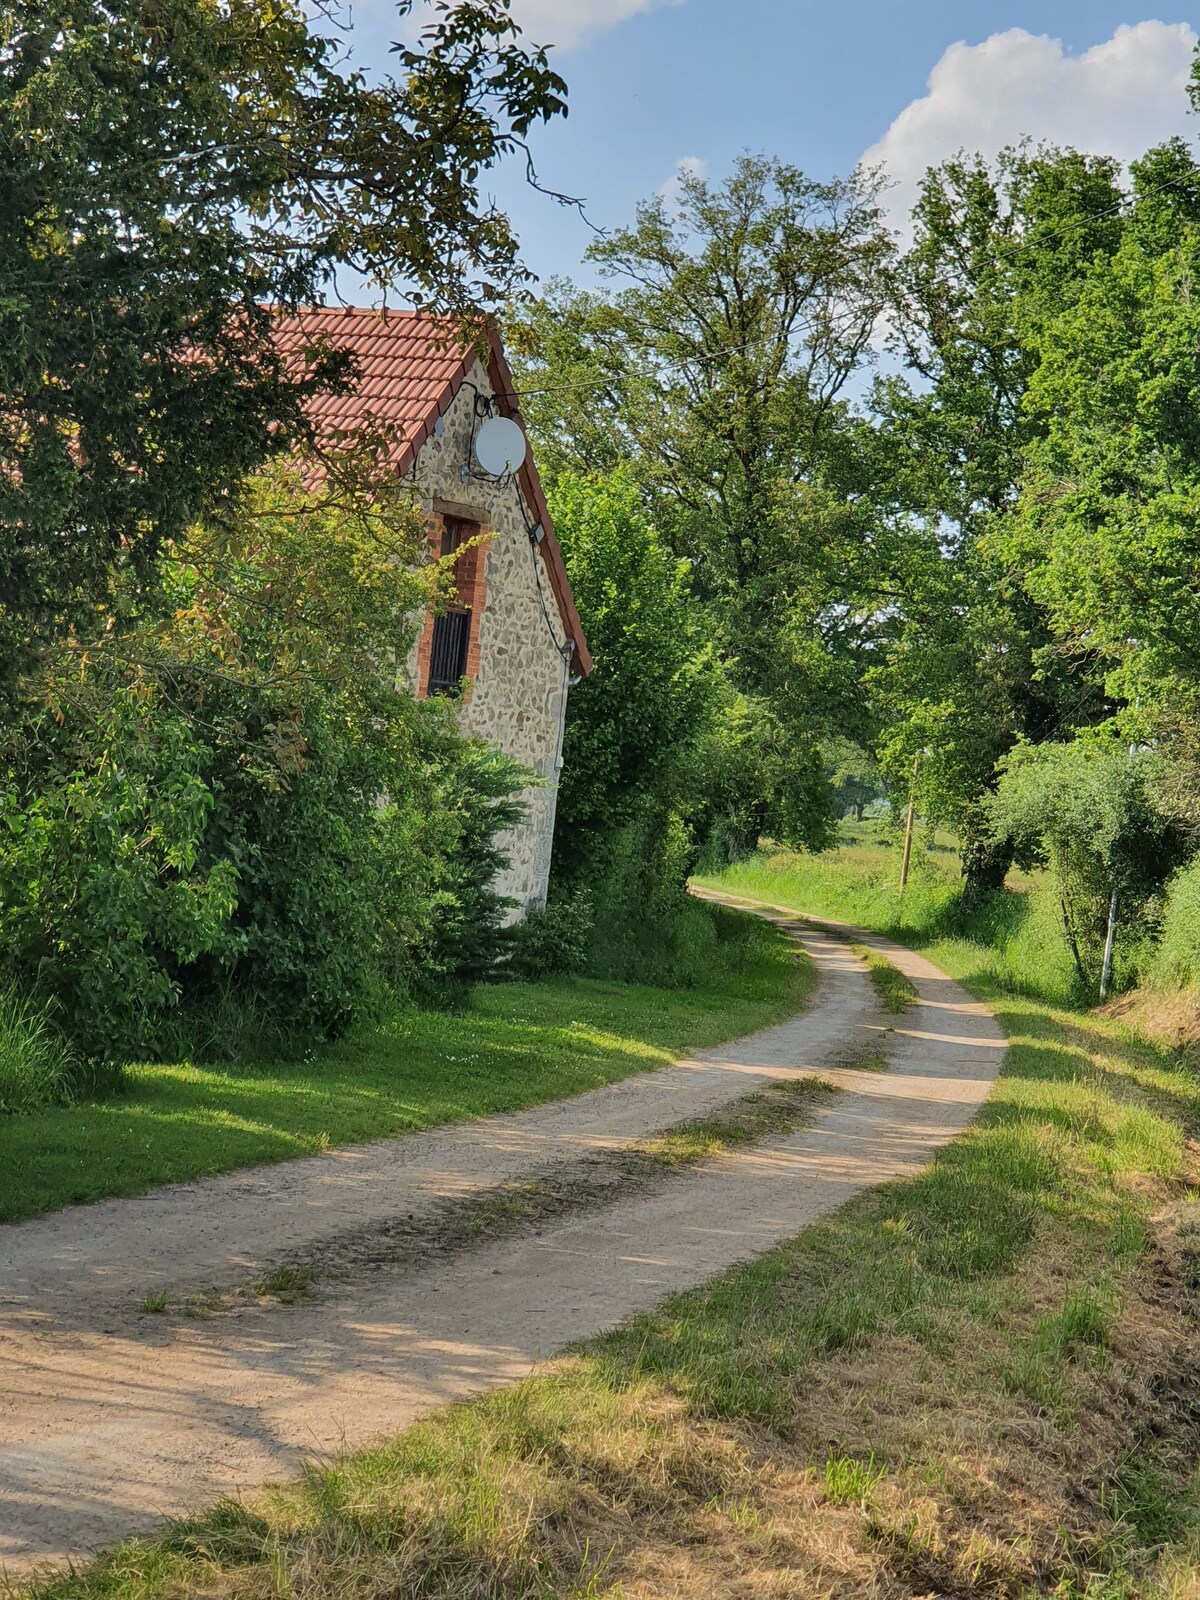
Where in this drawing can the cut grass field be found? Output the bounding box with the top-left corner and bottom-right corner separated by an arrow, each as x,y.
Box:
23,856 -> 1200,1599
1,906 -> 812,1225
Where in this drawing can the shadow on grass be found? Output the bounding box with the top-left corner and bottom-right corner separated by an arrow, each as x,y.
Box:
1,937 -> 814,1223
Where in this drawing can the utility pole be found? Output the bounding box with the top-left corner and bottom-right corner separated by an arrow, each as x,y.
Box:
899,753 -> 919,892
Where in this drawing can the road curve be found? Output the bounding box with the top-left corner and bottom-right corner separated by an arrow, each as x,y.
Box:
0,902 -> 1004,1572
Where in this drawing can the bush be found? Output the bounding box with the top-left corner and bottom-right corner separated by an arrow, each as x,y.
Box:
0,992 -> 77,1113
508,890 -> 595,980
987,739 -> 1189,995
1151,856 -> 1200,988
415,741 -> 530,988
575,808 -> 721,988
0,468 -> 529,1058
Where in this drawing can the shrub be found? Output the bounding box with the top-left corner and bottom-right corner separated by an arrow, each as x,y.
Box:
0,467 -> 529,1057
0,992 -> 76,1113
416,741 -> 530,988
987,739 -> 1189,994
578,808 -> 722,988
508,889 -> 595,980
1151,855 -> 1200,988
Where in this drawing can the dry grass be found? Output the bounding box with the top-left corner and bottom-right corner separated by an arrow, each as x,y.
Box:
40,1199 -> 1200,1600
1106,984 -> 1200,1059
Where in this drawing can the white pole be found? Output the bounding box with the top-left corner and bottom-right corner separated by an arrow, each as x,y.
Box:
1099,886 -> 1118,1001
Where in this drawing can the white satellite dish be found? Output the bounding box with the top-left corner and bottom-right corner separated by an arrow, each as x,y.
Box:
474,415 -> 527,476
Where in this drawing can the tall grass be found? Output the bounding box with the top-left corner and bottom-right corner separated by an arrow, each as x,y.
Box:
0,991 -> 77,1113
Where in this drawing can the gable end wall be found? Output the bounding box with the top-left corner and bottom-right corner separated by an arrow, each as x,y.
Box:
405,360 -> 570,913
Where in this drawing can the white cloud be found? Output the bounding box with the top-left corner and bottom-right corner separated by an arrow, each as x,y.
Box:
380,0 -> 685,52
658,154 -> 707,213
505,0 -> 684,50
863,22 -> 1199,234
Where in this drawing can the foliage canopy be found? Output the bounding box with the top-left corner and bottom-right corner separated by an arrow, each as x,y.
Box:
0,0 -> 568,699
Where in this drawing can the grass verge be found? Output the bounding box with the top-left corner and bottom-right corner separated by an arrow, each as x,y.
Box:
1,905 -> 812,1225
697,830 -> 1081,1006
850,942 -> 919,1014
19,872 -> 1200,1599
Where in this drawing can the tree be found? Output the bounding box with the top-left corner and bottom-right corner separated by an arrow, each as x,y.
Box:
549,469 -> 712,881
824,736 -> 883,822
868,145 -> 1131,890
987,739 -> 1187,995
547,471 -> 715,977
511,156 -> 899,844
0,0 -> 568,702
1003,139 -> 1200,827
686,685 -> 835,863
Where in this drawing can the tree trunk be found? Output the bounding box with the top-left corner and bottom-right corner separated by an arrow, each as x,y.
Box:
960,832 -> 1014,902
1060,895 -> 1089,992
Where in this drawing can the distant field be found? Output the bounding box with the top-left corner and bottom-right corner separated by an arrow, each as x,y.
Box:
696,836 -> 1077,1007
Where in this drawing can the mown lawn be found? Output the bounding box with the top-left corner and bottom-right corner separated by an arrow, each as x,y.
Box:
2,910 -> 811,1224
32,856 -> 1200,1600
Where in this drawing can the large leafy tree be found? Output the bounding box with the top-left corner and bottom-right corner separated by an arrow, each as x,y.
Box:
0,0 -> 568,701
1004,138 -> 1200,826
511,156 -> 900,843
549,469 -> 712,878
868,145 -> 1130,889
512,159 -> 894,667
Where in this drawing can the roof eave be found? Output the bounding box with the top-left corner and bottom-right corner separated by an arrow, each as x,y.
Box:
480,323 -> 593,677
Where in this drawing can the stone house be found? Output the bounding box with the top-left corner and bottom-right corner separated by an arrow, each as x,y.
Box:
272,307 -> 591,912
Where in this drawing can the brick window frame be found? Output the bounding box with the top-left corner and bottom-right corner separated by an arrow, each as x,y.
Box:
415,513 -> 489,698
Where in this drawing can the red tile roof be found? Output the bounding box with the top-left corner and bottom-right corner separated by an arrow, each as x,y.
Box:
272,307 -> 590,674
271,307 -> 472,476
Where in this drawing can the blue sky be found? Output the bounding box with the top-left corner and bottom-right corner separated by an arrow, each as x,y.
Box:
344,3 -> 1199,288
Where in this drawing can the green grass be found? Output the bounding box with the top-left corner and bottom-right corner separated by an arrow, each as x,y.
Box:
0,990 -> 76,1113
850,942 -> 919,1013
696,831 -> 1080,1007
824,1452 -> 885,1506
1,906 -> 813,1224
26,857 -> 1200,1599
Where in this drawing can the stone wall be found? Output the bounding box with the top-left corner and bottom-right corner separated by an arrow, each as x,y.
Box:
404,359 -> 571,912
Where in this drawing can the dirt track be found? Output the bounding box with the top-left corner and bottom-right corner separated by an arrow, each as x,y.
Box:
0,902 -> 1005,1572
